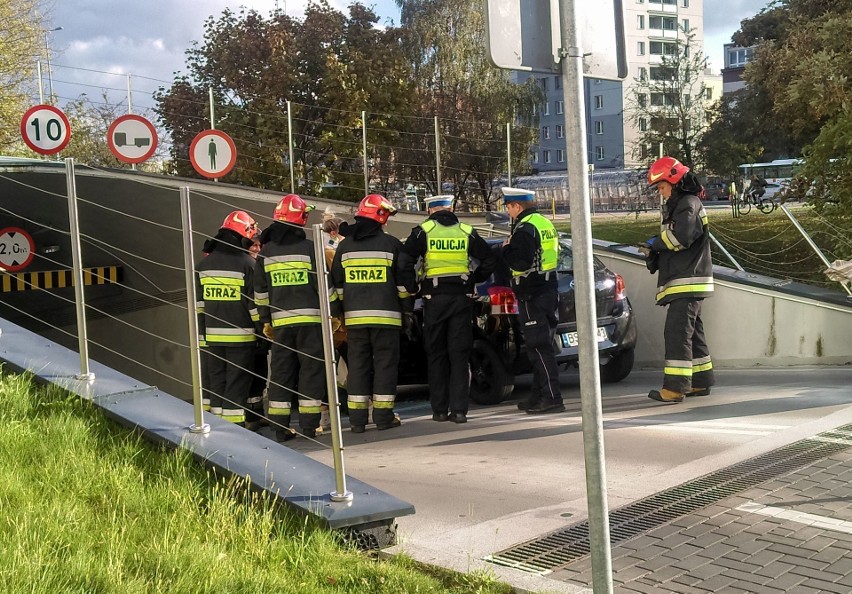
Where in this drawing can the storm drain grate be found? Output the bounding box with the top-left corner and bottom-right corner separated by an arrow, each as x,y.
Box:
486,424 -> 852,574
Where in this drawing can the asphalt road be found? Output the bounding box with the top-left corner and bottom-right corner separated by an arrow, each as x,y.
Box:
292,366 -> 852,590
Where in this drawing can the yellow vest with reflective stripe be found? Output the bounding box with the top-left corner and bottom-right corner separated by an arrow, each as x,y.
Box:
512,212 -> 559,277
421,219 -> 471,279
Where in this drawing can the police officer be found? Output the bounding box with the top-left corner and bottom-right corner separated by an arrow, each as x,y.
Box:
399,195 -> 496,423
255,194 -> 334,441
500,187 -> 565,414
196,210 -> 261,426
330,194 -> 411,433
641,157 -> 715,403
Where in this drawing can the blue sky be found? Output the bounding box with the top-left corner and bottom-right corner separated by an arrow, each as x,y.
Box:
45,0 -> 767,112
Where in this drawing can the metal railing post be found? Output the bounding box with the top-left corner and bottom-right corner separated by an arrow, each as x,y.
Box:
180,187 -> 211,434
312,224 -> 353,502
64,158 -> 95,381
779,204 -> 852,296
709,233 -> 744,272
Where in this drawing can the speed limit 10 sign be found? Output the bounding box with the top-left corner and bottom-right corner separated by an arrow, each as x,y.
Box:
20,104 -> 72,155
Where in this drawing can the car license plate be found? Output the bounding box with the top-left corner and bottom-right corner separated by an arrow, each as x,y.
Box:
562,327 -> 608,348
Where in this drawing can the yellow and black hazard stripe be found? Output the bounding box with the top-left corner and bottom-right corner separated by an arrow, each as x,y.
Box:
0,266 -> 122,293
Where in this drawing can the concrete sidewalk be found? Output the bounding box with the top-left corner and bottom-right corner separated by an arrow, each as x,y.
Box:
298,367 -> 852,594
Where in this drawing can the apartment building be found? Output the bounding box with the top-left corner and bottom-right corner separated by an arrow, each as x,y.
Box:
721,43 -> 754,94
520,0 -> 705,173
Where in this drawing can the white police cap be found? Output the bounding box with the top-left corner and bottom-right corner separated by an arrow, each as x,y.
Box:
501,187 -> 535,202
424,194 -> 454,208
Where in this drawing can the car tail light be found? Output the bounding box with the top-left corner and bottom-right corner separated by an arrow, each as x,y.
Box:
488,286 -> 518,315
614,273 -> 626,301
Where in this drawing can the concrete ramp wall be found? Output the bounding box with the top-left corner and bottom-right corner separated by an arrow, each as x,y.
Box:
594,243 -> 852,368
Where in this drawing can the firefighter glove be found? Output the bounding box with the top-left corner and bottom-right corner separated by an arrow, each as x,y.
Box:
263,323 -> 274,340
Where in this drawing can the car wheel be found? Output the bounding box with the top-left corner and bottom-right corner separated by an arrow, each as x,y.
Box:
469,338 -> 514,405
600,348 -> 634,383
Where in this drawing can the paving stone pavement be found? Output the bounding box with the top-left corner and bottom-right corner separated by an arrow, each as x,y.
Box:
552,448 -> 852,593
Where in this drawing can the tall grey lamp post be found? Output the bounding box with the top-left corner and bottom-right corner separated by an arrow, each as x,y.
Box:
44,26 -> 63,104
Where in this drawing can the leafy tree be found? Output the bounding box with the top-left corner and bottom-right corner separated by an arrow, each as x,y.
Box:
155,3 -> 411,200
394,0 -> 542,210
625,31 -> 708,170
0,0 -> 48,153
719,0 -> 852,213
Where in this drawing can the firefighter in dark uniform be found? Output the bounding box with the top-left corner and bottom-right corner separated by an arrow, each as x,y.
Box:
255,194 -> 335,441
500,187 -> 565,414
641,156 -> 715,403
196,210 -> 261,426
399,195 -> 496,423
330,194 -> 411,433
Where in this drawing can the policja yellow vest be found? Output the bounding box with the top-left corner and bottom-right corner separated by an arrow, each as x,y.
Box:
511,212 -> 559,279
421,219 -> 472,284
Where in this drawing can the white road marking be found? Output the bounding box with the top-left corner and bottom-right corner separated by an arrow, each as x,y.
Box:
737,502 -> 852,535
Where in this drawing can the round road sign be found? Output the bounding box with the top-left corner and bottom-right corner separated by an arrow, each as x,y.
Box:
20,104 -> 72,155
107,114 -> 159,163
0,227 -> 35,272
189,130 -> 237,179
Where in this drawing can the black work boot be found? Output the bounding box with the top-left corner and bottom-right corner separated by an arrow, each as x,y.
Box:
526,400 -> 566,414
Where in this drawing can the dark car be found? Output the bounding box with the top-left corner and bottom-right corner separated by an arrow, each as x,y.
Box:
397,236 -> 638,405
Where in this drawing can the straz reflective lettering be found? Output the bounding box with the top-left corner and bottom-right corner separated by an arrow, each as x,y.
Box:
346,266 -> 386,283
427,238 -> 467,251
540,228 -> 557,240
271,269 -> 308,286
204,285 -> 239,300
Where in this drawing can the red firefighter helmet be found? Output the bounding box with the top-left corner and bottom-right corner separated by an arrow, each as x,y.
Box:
356,194 -> 397,225
647,156 -> 689,186
273,194 -> 315,226
221,210 -> 258,239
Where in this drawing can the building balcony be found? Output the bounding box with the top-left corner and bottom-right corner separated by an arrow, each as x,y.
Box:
647,28 -> 679,40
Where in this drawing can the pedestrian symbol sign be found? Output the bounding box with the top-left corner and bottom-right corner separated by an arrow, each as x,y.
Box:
20,104 -> 72,155
0,227 -> 35,272
107,114 -> 159,164
189,130 -> 237,179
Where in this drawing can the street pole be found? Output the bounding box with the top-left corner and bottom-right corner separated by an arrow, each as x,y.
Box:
558,0 -> 613,591
362,110 -> 369,196
287,100 -> 296,193
434,116 -> 442,195
36,61 -> 44,104
506,122 -> 513,187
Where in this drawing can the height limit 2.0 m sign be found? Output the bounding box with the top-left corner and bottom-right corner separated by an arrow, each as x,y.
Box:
20,105 -> 72,155
0,227 -> 35,272
189,130 -> 237,179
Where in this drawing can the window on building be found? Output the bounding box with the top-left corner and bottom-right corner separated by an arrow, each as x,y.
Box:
637,41 -> 645,56
556,100 -> 564,114
543,150 -> 552,164
639,117 -> 648,132
728,48 -> 753,67
554,76 -> 561,90
650,65 -> 676,81
662,0 -> 676,4
594,95 -> 603,109
651,92 -> 677,106
638,93 -> 647,108
556,124 -> 564,138
540,78 -> 548,91
682,0 -> 689,6
556,149 -> 564,163
594,120 -> 604,135
682,18 -> 690,32
532,104 -> 537,116
650,41 -> 678,56
649,16 -> 677,31
637,15 -> 644,29
683,93 -> 691,106
542,126 -> 550,140
705,87 -> 713,100
596,146 -> 605,161
543,101 -> 550,115
532,152 -> 539,164
638,67 -> 647,81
